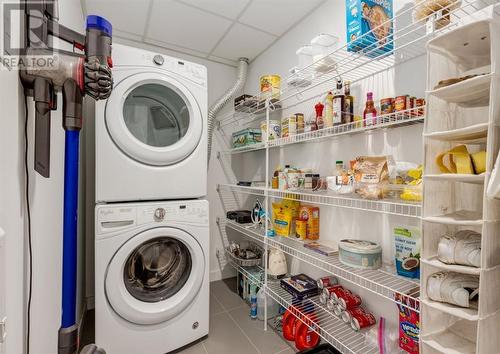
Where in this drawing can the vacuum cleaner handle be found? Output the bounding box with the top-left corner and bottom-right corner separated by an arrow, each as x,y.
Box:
84,16 -> 113,100
33,77 -> 55,177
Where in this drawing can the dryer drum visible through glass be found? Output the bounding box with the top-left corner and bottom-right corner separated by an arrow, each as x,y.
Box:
105,72 -> 203,166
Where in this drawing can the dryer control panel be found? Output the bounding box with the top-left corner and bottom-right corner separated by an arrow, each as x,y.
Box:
141,52 -> 207,85
96,200 -> 209,235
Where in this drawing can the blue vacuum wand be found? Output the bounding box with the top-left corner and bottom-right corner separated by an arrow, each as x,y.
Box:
20,5 -> 112,353
59,16 -> 113,354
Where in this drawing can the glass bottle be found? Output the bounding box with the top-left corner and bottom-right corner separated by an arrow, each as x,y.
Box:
332,80 -> 344,126
343,81 -> 354,124
363,92 -> 377,126
315,101 -> 324,130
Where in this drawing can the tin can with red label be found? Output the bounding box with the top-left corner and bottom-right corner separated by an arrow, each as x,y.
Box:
380,97 -> 394,123
351,310 -> 376,331
337,289 -> 362,310
342,307 -> 366,324
326,285 -> 345,303
317,276 -> 338,289
394,95 -> 410,119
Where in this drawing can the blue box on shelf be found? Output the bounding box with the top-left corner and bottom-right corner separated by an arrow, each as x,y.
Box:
280,273 -> 319,300
346,0 -> 394,58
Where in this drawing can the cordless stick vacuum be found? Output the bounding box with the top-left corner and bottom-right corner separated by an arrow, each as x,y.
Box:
20,2 -> 113,353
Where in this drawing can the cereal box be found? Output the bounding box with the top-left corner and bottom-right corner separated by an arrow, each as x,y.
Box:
346,0 -> 394,58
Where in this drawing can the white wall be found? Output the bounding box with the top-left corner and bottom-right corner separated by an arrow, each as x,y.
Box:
0,33 -> 26,354
216,0 -> 425,331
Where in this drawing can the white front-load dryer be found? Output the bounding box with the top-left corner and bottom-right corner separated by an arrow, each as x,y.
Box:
96,44 -> 207,203
95,200 -> 209,354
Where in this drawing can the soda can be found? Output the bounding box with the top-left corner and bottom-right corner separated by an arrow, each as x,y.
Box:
351,310 -> 376,331
326,285 -> 345,303
322,285 -> 342,303
319,291 -> 329,305
317,276 -> 338,289
326,298 -> 336,311
337,289 -> 362,310
342,307 -> 366,324
333,304 -> 343,317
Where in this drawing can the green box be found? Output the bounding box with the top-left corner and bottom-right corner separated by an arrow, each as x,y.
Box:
232,128 -> 262,148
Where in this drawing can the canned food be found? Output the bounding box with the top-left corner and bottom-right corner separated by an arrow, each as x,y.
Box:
351,310 -> 376,331
296,219 -> 307,240
342,307 -> 366,324
295,113 -> 305,133
337,289 -> 362,310
380,98 -> 394,115
416,98 -> 425,117
317,276 -> 339,289
260,120 -> 281,141
260,75 -> 281,100
394,95 -> 410,119
289,115 -> 297,136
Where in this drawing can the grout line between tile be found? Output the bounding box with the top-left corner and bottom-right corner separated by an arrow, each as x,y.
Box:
273,347 -> 293,354
225,310 -> 262,354
210,294 -> 228,315
201,341 -> 209,354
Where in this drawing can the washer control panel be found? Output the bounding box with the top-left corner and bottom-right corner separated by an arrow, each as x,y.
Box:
97,201 -> 209,235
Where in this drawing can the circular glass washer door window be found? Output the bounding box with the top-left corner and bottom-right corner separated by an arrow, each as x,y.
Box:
105,227 -> 205,325
106,72 -> 202,166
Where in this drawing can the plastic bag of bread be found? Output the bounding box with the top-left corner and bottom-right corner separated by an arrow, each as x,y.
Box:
353,155 -> 391,199
413,0 -> 461,29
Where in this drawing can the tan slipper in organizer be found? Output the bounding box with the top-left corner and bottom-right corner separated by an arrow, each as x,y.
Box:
436,145 -> 475,174
471,151 -> 487,174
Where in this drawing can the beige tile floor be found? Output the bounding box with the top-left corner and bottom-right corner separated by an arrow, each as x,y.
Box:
175,278 -> 294,354
82,278 -> 294,354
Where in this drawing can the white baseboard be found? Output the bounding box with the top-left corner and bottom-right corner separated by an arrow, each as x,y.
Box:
210,267 -> 236,282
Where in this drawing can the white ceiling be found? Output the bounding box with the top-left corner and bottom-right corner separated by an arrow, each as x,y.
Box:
80,0 -> 325,66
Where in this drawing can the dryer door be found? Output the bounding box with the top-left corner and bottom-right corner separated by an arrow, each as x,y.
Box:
105,72 -> 203,166
105,227 -> 205,325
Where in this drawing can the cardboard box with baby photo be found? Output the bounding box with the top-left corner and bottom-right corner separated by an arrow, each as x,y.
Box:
346,0 -> 394,58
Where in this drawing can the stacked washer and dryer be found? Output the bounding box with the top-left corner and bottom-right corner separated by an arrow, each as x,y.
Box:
94,44 -> 209,354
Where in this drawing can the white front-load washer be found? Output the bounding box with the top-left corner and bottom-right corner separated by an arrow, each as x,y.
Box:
95,200 -> 209,354
96,44 -> 207,203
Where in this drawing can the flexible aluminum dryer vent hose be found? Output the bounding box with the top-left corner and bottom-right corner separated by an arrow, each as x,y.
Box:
207,57 -> 249,166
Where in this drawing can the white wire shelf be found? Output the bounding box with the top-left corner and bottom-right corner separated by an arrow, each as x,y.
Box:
220,0 -> 496,120
223,219 -> 421,313
226,259 -> 264,287
220,107 -> 425,154
217,184 -> 422,218
265,281 -> 378,354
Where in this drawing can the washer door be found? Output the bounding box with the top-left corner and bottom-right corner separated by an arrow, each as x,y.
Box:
106,227 -> 205,325
106,72 -> 202,166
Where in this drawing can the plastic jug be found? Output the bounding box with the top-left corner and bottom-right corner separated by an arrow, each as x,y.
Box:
256,287 -> 280,321
311,33 -> 339,73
